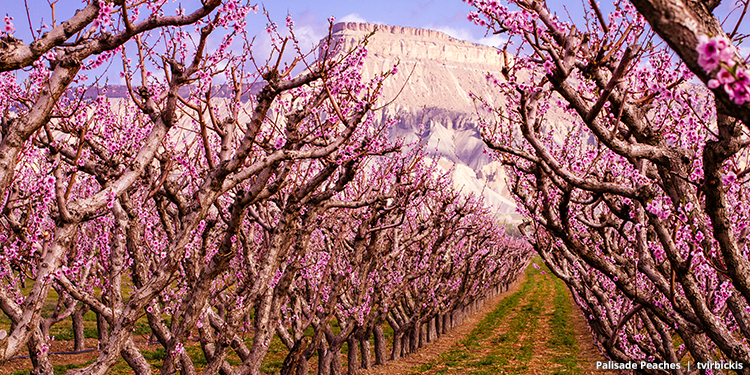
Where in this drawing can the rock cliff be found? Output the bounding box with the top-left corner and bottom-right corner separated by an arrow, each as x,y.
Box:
330,22 -> 520,221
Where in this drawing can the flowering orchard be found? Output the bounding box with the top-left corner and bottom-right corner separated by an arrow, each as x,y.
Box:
0,1 -> 531,374
469,0 -> 750,370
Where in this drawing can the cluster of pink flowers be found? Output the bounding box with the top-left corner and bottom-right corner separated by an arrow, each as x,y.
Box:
697,35 -> 750,105
3,14 -> 14,35
92,0 -> 115,30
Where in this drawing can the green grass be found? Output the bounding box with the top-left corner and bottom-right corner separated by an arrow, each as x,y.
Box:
53,360 -> 96,375
2,263 -> 588,375
259,334 -> 288,374
409,261 -> 588,375
548,277 -> 583,374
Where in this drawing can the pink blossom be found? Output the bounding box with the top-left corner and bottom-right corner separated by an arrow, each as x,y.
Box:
3,15 -> 14,34
716,66 -> 735,85
727,81 -> 750,105
173,342 -> 184,356
695,231 -> 705,243
696,35 -> 733,73
543,60 -> 554,74
273,137 -> 286,149
696,34 -> 750,104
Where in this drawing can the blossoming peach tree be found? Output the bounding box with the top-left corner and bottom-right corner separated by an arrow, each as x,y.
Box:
0,1 -> 532,374
468,0 -> 750,370
278,150 -> 531,375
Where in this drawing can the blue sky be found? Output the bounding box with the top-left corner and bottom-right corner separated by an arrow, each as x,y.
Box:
2,0 -> 745,81
2,0 -> 508,81
2,0 -> 502,50
259,0 -> 502,45
3,0 -> 745,49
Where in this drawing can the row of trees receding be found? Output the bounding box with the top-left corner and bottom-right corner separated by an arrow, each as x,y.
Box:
0,2 -> 531,375
468,0 -> 750,372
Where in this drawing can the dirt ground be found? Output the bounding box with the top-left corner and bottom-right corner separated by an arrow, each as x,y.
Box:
361,272 -> 617,375
1,274 -> 616,375
361,274 -> 527,375
0,336 -> 167,374
569,293 -> 618,374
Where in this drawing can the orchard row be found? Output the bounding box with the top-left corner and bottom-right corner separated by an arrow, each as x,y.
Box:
0,2 -> 531,375
467,0 -> 750,372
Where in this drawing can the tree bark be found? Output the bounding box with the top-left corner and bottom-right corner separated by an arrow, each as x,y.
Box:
390,331 -> 402,361
409,326 -> 419,353
428,317 -> 437,342
373,325 -> 387,365
346,336 -> 359,375
318,348 -> 330,375
327,347 -> 344,375
280,336 -> 310,375
28,329 -> 53,375
96,312 -> 108,349
419,323 -> 427,347
296,357 -> 308,375
360,337 -> 372,369
120,338 -> 152,375
72,307 -> 87,351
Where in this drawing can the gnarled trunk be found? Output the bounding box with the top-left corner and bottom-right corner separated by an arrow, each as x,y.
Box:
346,336 -> 359,375
28,330 -> 53,375
373,324 -> 387,365
72,307 -> 87,351
360,336 -> 372,369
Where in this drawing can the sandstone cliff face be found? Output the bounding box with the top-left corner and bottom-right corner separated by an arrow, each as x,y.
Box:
331,22 -> 507,112
330,22 -> 520,221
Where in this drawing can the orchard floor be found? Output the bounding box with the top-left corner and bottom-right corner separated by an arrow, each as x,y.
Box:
0,264 -> 617,375
365,265 -> 618,375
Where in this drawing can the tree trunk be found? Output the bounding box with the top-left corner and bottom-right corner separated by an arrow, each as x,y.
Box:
72,307 -> 86,351
373,325 -> 387,365
360,337 -> 372,369
120,338 -> 152,375
390,331 -> 402,361
28,330 -> 53,375
96,312 -> 108,349
317,347 -> 330,375
347,336 -> 359,375
296,357 -> 308,375
280,336 -> 310,375
409,326 -> 419,353
428,317 -> 437,342
28,353 -> 54,375
328,348 -> 344,375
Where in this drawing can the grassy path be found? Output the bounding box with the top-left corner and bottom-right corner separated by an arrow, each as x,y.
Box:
1,263 -> 613,375
408,263 -> 612,375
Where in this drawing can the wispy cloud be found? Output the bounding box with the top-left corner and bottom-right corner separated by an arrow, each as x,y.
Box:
339,13 -> 367,23
428,25 -> 473,41
426,25 -> 507,47
475,34 -> 506,48
292,25 -> 326,51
